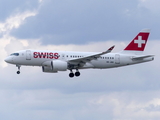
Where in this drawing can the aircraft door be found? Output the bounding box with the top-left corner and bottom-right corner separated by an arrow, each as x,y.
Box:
115,54 -> 120,64
26,50 -> 31,60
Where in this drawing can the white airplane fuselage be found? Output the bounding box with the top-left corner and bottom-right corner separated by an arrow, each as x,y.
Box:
5,49 -> 153,68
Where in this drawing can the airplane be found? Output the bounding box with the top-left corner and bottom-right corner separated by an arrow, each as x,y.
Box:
4,29 -> 154,78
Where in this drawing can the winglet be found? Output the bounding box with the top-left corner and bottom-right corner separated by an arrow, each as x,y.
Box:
108,45 -> 115,51
101,45 -> 115,55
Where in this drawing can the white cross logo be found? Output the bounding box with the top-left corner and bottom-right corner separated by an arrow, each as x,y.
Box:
134,36 -> 146,48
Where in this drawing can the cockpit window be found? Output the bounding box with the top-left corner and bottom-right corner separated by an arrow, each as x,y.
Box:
10,53 -> 19,56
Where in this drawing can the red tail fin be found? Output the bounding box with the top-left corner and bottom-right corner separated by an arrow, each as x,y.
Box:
124,29 -> 150,51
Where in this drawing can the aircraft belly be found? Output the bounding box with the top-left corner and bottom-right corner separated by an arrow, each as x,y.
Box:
91,60 -> 117,68
28,59 -> 46,66
16,58 -> 44,66
83,62 -> 94,68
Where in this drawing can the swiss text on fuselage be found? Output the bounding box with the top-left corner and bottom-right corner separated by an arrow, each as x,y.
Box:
33,52 -> 59,59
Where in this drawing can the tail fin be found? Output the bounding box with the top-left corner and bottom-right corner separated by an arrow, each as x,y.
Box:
122,29 -> 150,53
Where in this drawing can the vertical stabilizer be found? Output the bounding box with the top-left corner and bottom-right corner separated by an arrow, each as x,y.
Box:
122,29 -> 150,54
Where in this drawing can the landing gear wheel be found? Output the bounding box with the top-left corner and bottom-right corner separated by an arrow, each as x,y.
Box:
69,73 -> 74,78
17,71 -> 20,74
75,71 -> 80,77
16,65 -> 21,74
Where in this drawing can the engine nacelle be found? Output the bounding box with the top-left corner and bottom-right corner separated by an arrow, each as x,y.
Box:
52,60 -> 68,71
42,66 -> 57,73
42,60 -> 68,73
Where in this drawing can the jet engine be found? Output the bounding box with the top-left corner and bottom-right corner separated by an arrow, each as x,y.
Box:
42,60 -> 68,73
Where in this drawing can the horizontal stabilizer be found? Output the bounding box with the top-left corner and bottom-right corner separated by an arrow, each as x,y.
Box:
131,55 -> 154,60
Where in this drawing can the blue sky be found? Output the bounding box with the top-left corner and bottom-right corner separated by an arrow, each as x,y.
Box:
0,0 -> 160,120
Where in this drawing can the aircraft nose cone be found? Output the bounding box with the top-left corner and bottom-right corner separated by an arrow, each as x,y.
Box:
4,57 -> 13,63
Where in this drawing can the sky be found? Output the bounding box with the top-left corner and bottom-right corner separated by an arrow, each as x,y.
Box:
0,0 -> 160,120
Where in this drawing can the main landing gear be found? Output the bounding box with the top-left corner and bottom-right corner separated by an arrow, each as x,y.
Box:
16,65 -> 21,74
69,69 -> 80,78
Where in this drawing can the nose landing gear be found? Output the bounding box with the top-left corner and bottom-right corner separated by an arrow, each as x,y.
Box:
17,71 -> 20,74
16,65 -> 21,74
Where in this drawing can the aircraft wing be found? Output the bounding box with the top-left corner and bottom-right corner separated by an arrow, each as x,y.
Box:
68,45 -> 115,63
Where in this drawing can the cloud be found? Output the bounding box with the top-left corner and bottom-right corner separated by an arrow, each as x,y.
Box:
0,11 -> 37,67
0,0 -> 39,21
9,0 -> 160,46
11,0 -> 146,45
138,0 -> 160,14
1,89 -> 160,120
0,11 -> 37,35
